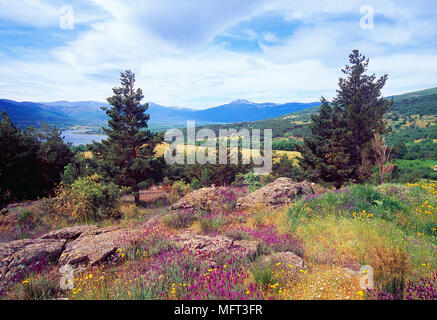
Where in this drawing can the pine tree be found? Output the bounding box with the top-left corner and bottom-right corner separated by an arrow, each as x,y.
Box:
98,70 -> 163,206
0,112 -> 28,208
36,123 -> 73,191
300,50 -> 392,187
299,98 -> 353,187
334,50 -> 393,181
272,154 -> 304,181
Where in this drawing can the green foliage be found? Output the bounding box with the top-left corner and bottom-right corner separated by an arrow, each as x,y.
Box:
168,179 -> 192,203
390,159 -> 437,183
300,50 -> 393,187
61,163 -> 79,185
386,127 -> 437,150
95,70 -> 163,206
272,154 -> 304,181
190,178 -> 201,190
397,139 -> 437,161
0,112 -> 73,209
250,261 -> 274,291
299,99 -> 354,187
243,171 -> 264,193
163,150 -> 252,188
14,273 -> 62,300
61,147 -> 100,185
288,182 -> 437,244
17,209 -> 34,225
47,174 -> 122,222
271,138 -> 299,151
390,87 -> 437,117
200,167 -> 214,187
36,123 -> 74,190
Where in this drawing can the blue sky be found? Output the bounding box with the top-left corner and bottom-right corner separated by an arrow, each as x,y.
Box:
0,0 -> 436,109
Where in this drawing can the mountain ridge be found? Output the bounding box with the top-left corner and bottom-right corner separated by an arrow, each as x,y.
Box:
0,98 -> 320,129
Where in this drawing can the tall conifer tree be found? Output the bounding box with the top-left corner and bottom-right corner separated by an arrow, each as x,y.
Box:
300,50 -> 393,186
299,99 -> 353,187
334,50 -> 393,181
98,70 -> 162,206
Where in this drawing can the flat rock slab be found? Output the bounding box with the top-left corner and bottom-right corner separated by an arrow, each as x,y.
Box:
0,225 -> 142,293
40,225 -> 100,241
0,237 -> 66,290
58,227 -> 142,266
172,232 -> 261,262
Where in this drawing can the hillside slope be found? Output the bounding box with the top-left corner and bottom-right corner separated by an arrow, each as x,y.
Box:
0,99 -> 75,128
197,87 -> 437,140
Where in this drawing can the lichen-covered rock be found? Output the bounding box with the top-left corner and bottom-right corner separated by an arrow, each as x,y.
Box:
58,227 -> 142,266
170,187 -> 239,213
40,225 -> 99,241
0,237 -> 66,291
236,178 -> 313,210
0,224 -> 147,293
172,232 -> 261,262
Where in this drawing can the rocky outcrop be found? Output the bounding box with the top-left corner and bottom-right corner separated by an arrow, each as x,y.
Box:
236,178 -> 313,210
0,225 -> 145,293
40,225 -> 99,241
172,232 -> 261,263
0,237 -> 66,292
0,224 -> 262,293
171,187 -> 239,213
58,227 -> 142,266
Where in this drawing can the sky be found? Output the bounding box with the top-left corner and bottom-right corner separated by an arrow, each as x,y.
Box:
0,0 -> 436,109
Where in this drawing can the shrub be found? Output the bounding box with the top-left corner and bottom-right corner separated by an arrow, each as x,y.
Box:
368,273 -> 436,300
370,245 -> 410,297
190,178 -> 201,190
250,261 -> 274,291
17,209 -> 34,225
168,180 -> 192,203
294,184 -> 406,223
45,174 -> 122,222
225,229 -> 249,241
243,171 -> 264,193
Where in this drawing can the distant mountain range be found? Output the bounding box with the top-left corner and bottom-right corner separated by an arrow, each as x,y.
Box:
3,87 -> 435,130
0,98 -> 320,129
192,87 -> 437,140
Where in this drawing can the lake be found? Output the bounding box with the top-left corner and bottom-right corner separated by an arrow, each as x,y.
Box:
62,130 -> 107,146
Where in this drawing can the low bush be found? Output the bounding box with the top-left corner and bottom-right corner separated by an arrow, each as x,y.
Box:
42,174 -> 122,223
168,180 -> 192,203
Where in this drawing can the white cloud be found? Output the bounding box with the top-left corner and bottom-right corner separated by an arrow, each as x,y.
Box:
1,0 -> 437,108
0,0 -> 59,27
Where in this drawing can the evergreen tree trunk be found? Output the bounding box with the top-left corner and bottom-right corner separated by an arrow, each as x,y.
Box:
133,186 -> 140,206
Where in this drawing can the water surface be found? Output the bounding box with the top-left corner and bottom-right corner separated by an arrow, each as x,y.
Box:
62,130 -> 107,146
